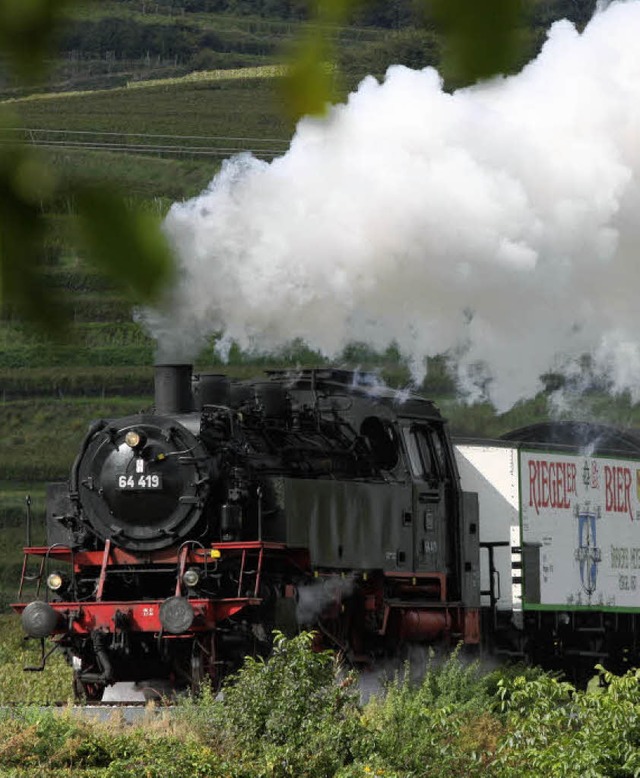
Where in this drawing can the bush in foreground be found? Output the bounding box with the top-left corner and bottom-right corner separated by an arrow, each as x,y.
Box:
2,631 -> 640,777
181,630 -> 362,777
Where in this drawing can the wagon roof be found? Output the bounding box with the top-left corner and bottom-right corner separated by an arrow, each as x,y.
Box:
500,420 -> 640,456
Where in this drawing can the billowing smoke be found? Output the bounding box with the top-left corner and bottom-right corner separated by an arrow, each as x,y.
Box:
141,1 -> 640,411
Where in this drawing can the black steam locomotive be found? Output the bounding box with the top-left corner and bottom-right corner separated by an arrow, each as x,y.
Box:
13,365 -> 640,698
13,365 -> 480,698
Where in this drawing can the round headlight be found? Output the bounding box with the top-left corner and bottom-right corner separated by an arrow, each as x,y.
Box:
125,430 -> 142,448
182,568 -> 200,589
47,572 -> 64,591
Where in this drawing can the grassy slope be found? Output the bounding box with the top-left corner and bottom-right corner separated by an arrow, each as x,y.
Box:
9,75 -> 294,137
6,75 -> 295,201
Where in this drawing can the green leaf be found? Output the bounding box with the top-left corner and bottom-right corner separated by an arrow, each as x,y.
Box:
280,33 -> 336,120
73,184 -> 175,305
0,141 -> 69,333
280,0 -> 354,119
0,0 -> 72,81
428,0 -> 524,85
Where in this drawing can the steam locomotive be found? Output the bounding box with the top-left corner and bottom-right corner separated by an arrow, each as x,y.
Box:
12,365 -> 640,698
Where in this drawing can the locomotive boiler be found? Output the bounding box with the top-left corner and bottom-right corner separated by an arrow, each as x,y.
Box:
13,365 -> 480,699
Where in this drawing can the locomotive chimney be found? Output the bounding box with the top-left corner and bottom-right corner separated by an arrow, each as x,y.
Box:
154,363 -> 193,415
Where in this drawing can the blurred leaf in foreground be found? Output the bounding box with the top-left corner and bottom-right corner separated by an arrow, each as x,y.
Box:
0,137 -> 69,333
73,185 -> 175,305
0,0 -> 72,81
428,0 -> 524,84
0,125 -> 175,331
0,0 -> 176,333
281,0 -> 355,119
283,0 -> 525,119
281,33 -> 336,120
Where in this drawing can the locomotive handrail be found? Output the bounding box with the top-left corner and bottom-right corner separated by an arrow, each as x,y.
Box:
95,539 -> 111,601
479,541 -> 509,629
176,540 -> 209,596
17,552 -> 45,601
16,544 -> 77,603
69,419 -> 107,499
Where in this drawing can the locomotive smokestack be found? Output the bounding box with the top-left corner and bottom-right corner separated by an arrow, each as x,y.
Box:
154,364 -> 193,415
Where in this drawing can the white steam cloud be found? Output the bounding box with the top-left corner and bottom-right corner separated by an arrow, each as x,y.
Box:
142,1 -> 640,411
296,575 -> 355,625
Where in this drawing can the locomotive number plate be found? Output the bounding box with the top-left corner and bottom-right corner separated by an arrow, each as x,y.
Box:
116,474 -> 163,490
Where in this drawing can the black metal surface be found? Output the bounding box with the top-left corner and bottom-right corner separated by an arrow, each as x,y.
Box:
76,413 -> 211,551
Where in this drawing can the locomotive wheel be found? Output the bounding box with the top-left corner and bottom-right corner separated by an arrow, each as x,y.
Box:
72,672 -> 105,703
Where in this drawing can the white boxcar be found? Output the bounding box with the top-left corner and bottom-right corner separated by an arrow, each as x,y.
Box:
455,442 -> 640,617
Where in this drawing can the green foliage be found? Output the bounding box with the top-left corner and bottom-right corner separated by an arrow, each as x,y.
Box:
72,184 -> 175,304
2,630 -> 640,777
492,668 -> 640,777
0,397 -> 150,480
203,630 -> 361,776
280,30 -> 335,119
0,141 -> 174,331
0,0 -> 73,81
0,705 -> 225,776
351,648 -> 499,776
430,0 -> 524,85
0,139 -> 70,334
0,365 -> 153,398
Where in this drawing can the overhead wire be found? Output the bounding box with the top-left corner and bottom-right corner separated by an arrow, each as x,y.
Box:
3,127 -> 290,144
0,126 -> 291,160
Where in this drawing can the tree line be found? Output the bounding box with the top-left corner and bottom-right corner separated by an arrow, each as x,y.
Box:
57,0 -> 598,81
135,0 -> 597,29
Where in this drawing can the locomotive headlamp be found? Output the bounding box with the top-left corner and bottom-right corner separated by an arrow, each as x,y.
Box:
46,572 -> 65,592
182,568 -> 200,589
124,430 -> 146,449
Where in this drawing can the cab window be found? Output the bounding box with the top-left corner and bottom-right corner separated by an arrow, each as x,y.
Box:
360,416 -> 398,470
401,425 -> 448,481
